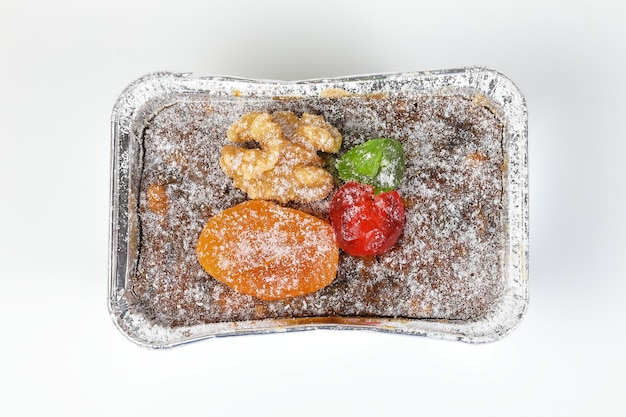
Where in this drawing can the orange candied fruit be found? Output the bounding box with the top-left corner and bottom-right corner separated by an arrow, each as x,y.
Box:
465,152 -> 489,166
146,183 -> 168,215
196,200 -> 339,301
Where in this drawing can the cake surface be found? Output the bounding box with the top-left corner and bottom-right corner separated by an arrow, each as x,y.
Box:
131,92 -> 505,327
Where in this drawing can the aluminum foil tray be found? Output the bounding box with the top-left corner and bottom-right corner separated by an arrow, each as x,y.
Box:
109,68 -> 528,348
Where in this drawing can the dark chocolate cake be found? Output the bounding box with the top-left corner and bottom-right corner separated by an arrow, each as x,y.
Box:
131,92 -> 505,327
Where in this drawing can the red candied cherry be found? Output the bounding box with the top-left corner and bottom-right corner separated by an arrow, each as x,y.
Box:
329,182 -> 405,256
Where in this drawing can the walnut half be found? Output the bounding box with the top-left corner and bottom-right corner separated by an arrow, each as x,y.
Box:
219,111 -> 342,203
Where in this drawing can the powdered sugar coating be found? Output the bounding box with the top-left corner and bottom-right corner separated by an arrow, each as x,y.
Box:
132,92 -> 504,327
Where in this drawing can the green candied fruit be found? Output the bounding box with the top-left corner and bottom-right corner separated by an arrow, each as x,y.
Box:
336,138 -> 406,193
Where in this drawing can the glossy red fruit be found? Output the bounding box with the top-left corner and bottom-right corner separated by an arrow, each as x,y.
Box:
329,182 -> 405,256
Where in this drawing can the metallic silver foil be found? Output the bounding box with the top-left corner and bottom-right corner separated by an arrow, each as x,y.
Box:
109,68 -> 528,348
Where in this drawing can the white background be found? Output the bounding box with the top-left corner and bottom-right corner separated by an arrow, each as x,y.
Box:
1,0 -> 625,415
